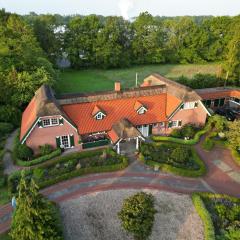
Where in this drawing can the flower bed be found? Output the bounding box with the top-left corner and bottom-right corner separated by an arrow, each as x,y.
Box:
139,142 -> 206,177
8,148 -> 128,194
193,193 -> 240,240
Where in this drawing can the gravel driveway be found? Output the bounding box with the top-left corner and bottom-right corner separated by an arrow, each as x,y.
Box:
59,189 -> 204,240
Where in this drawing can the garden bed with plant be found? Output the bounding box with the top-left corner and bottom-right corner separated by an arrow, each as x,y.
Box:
139,142 -> 206,177
152,124 -> 208,145
8,148 -> 128,194
192,193 -> 240,240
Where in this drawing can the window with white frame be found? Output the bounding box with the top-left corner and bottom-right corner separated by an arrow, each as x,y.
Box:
183,102 -> 196,109
137,107 -> 147,115
172,121 -> 178,127
159,122 -> 165,127
42,119 -> 51,127
95,112 -> 105,120
60,135 -> 70,148
51,118 -> 59,125
42,118 -> 59,127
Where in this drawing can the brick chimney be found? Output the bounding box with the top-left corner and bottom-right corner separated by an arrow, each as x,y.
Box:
115,82 -> 121,91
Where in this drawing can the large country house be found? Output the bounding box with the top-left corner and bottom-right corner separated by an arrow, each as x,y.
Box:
20,74 -> 240,154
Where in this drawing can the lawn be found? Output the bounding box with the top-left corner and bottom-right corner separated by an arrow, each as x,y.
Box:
55,63 -> 220,95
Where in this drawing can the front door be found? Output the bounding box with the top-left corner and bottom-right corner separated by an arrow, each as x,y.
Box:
137,125 -> 149,137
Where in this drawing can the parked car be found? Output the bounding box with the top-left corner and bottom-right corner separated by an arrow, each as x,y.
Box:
215,108 -> 236,121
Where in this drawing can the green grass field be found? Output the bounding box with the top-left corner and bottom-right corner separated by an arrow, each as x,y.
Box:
55,63 -> 220,95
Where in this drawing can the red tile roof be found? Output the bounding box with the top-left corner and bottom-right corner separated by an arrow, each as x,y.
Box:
196,88 -> 240,100
107,129 -> 120,144
92,105 -> 104,116
62,94 -> 168,135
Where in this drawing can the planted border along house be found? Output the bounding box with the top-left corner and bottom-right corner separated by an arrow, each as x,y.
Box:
19,74 -> 239,154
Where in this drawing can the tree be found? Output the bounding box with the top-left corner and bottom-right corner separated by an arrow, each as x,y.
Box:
65,15 -> 102,68
31,14 -> 63,64
132,12 -> 165,64
223,30 -> 240,84
225,120 -> 240,151
118,192 -> 156,240
10,173 -> 62,240
95,16 -> 132,68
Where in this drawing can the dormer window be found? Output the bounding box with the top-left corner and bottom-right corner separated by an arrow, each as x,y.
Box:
92,105 -> 106,120
134,101 -> 148,115
95,112 -> 105,120
137,106 -> 147,115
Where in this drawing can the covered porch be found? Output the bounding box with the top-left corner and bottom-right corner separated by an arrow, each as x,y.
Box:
108,118 -> 145,154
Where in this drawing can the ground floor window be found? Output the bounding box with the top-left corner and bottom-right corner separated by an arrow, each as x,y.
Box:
60,135 -> 70,149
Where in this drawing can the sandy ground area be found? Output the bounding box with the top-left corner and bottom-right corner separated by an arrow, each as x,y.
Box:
59,189 -> 204,240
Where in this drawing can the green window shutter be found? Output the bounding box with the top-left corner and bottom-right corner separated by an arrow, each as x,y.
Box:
194,102 -> 198,108
56,136 -> 61,148
178,120 -> 182,127
59,117 -> 64,125
180,104 -> 184,109
38,119 -> 43,128
149,125 -> 152,135
70,135 -> 74,147
168,122 -> 173,128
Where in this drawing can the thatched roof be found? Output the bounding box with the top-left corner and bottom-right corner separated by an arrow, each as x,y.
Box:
57,85 -> 166,105
144,74 -> 202,102
34,85 -> 63,117
110,119 -> 142,141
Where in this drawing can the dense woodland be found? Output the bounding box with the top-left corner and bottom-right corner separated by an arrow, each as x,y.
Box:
0,9 -> 240,126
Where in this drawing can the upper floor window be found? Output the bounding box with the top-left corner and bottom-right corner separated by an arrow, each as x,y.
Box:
95,112 -> 105,120
183,102 -> 198,110
42,118 -> 59,127
137,106 -> 147,115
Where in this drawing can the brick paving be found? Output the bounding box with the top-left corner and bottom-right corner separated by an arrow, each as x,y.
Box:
0,136 -> 240,234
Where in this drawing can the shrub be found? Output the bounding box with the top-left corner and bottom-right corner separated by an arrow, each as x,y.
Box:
170,129 -> 182,138
33,168 -> 44,181
170,146 -> 190,163
39,144 -> 53,156
181,124 -> 197,139
118,192 -> 156,240
202,137 -> 215,151
0,122 -> 14,136
16,148 -> 61,167
15,144 -> 33,161
192,193 -> 215,240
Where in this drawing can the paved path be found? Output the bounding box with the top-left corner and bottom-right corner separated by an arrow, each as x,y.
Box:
3,129 -> 22,175
0,136 -> 240,234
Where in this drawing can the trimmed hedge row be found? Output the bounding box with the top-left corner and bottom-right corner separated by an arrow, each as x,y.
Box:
39,158 -> 128,189
8,149 -> 128,194
16,148 -> 61,167
142,148 -> 206,177
192,193 -> 215,240
151,129 -> 208,145
0,150 -> 6,188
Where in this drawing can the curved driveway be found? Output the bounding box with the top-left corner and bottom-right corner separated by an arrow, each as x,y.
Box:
0,138 -> 240,234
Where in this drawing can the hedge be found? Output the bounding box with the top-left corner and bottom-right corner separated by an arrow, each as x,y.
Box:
8,150 -> 128,194
143,148 -> 206,177
39,157 -> 128,189
192,193 -> 215,240
151,129 -> 208,145
16,148 -> 61,167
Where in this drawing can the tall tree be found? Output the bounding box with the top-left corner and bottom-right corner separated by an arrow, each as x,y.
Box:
31,14 -> 63,64
10,174 -> 62,240
132,12 -> 165,64
95,16 -> 132,68
65,15 -> 102,68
